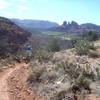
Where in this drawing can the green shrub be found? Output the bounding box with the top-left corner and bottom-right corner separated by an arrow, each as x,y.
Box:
75,40 -> 95,55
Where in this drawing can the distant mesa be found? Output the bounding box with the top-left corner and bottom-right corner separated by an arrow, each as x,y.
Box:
49,20 -> 100,35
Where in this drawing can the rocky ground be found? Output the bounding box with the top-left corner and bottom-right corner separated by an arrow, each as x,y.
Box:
0,63 -> 45,100
7,63 -> 45,100
0,46 -> 100,100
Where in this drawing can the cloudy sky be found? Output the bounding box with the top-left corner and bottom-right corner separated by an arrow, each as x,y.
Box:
0,0 -> 100,24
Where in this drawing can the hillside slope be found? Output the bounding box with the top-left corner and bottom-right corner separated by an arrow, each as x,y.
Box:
0,16 -> 31,56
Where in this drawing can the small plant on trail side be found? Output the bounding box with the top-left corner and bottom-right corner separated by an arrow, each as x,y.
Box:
75,39 -> 95,55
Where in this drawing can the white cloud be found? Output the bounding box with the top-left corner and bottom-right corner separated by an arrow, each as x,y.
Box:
17,5 -> 28,11
16,0 -> 29,13
0,0 -> 10,9
36,0 -> 49,3
3,12 -> 13,17
20,0 -> 28,3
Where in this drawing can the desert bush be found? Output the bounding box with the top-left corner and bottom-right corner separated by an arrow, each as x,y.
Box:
0,56 -> 16,71
88,50 -> 100,58
27,66 -> 45,83
55,61 -> 96,95
56,61 -> 95,80
39,70 -> 58,83
95,67 -> 100,80
56,61 -> 81,79
71,75 -> 91,94
15,50 -> 30,58
50,90 -> 67,100
34,50 -> 53,63
47,39 -> 60,52
75,40 -> 95,55
84,31 -> 99,41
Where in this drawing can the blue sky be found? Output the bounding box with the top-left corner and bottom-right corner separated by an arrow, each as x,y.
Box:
0,0 -> 100,25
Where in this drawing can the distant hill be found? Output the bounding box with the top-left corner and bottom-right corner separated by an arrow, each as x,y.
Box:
0,16 -> 31,56
11,19 -> 100,36
49,21 -> 100,35
11,19 -> 59,30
